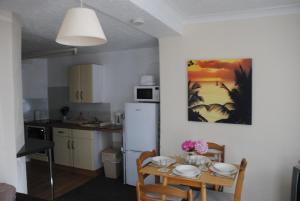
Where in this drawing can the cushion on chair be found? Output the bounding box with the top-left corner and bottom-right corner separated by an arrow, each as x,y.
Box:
192,189 -> 233,201
0,183 -> 16,201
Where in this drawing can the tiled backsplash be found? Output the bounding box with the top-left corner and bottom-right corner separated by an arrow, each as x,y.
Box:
48,87 -> 111,122
48,87 -> 68,120
23,98 -> 49,121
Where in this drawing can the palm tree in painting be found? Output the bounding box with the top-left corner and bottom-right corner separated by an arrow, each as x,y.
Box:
209,66 -> 252,124
188,81 -> 209,122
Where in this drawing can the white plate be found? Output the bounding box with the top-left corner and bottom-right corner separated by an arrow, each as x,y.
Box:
173,169 -> 200,178
210,163 -> 237,176
173,165 -> 201,178
151,156 -> 176,167
213,163 -> 237,173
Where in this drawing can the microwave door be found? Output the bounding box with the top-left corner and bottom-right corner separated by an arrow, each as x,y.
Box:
137,88 -> 153,100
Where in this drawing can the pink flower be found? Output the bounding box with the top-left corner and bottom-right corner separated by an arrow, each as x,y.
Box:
194,140 -> 208,154
181,140 -> 195,152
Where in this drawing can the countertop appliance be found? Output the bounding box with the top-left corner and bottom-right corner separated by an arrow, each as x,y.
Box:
123,103 -> 159,186
140,75 -> 156,86
134,85 -> 159,102
114,112 -> 124,125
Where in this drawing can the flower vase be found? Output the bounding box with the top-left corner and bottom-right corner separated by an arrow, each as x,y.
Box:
185,151 -> 195,164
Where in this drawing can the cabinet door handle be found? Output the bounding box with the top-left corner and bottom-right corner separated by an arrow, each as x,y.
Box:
76,90 -> 80,100
58,131 -> 64,134
67,140 -> 71,149
72,140 -> 75,150
80,91 -> 83,100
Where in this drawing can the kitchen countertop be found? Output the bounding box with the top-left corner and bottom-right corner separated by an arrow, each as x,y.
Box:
17,139 -> 54,158
25,120 -> 123,133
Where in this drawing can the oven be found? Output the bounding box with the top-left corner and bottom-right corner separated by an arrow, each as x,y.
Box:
26,126 -> 48,141
25,125 -> 51,160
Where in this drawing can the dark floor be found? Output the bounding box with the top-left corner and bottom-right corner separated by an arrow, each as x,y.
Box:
57,176 -> 136,201
27,160 -> 95,200
25,160 -> 136,201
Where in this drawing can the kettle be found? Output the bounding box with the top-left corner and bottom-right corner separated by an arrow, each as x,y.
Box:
114,112 -> 124,125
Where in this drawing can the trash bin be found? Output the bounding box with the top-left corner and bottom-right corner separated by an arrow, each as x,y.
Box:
102,148 -> 122,179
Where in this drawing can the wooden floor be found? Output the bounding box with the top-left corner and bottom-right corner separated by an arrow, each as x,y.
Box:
27,160 -> 96,200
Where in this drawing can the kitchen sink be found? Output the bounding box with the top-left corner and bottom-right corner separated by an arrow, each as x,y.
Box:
80,121 -> 112,128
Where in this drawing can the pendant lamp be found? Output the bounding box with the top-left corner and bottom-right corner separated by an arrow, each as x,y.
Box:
56,0 -> 107,46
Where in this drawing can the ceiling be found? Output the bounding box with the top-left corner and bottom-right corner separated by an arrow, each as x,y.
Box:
0,0 -> 164,56
165,0 -> 300,22
0,0 -> 299,57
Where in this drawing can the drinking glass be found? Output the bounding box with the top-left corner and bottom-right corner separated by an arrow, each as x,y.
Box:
198,158 -> 209,171
158,159 -> 169,172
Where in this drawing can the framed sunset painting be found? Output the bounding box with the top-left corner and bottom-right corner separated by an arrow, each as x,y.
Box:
187,58 -> 252,125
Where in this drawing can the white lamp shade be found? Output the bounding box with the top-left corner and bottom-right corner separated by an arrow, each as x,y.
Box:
56,7 -> 107,46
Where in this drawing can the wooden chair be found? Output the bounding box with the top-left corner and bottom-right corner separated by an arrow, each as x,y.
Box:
136,150 -> 159,185
137,182 -> 193,201
136,151 -> 192,201
199,142 -> 225,192
193,158 -> 248,201
201,142 -> 225,163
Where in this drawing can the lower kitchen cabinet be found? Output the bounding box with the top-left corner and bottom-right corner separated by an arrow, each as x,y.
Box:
52,128 -> 73,167
53,127 -> 111,171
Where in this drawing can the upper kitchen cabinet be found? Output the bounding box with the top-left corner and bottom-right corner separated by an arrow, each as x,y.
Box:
69,64 -> 104,103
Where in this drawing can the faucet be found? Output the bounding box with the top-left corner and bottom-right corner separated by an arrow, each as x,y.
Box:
93,117 -> 99,123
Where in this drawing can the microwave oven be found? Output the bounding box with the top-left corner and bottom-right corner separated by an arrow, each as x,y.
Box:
134,86 -> 160,102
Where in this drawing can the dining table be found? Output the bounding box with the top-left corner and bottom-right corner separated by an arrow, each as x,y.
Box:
139,157 -> 239,201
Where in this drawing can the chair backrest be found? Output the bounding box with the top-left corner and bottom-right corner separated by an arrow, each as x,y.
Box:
233,158 -> 248,201
200,142 -> 225,192
137,183 -> 192,201
136,150 -> 157,185
202,142 -> 225,162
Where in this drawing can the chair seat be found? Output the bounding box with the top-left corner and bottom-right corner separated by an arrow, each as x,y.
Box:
145,185 -> 191,201
145,192 -> 182,201
170,185 -> 199,200
192,190 -> 233,201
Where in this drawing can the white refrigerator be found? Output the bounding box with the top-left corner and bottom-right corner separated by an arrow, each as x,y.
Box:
123,103 -> 159,186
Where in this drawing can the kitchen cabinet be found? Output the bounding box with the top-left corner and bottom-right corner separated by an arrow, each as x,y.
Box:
69,65 -> 81,103
69,64 -> 104,103
53,128 -> 111,171
72,129 -> 95,170
52,128 -> 73,167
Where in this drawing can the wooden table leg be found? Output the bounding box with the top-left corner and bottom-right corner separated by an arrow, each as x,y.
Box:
155,175 -> 160,184
161,177 -> 168,200
201,183 -> 207,201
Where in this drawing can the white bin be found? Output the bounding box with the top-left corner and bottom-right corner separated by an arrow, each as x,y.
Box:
102,148 -> 122,179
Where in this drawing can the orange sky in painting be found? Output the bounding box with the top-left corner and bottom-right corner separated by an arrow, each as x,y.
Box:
188,58 -> 252,82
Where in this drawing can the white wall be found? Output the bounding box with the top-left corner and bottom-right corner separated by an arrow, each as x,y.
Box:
22,59 -> 48,99
22,58 -> 49,121
48,47 -> 159,115
159,14 -> 300,201
0,10 -> 27,192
